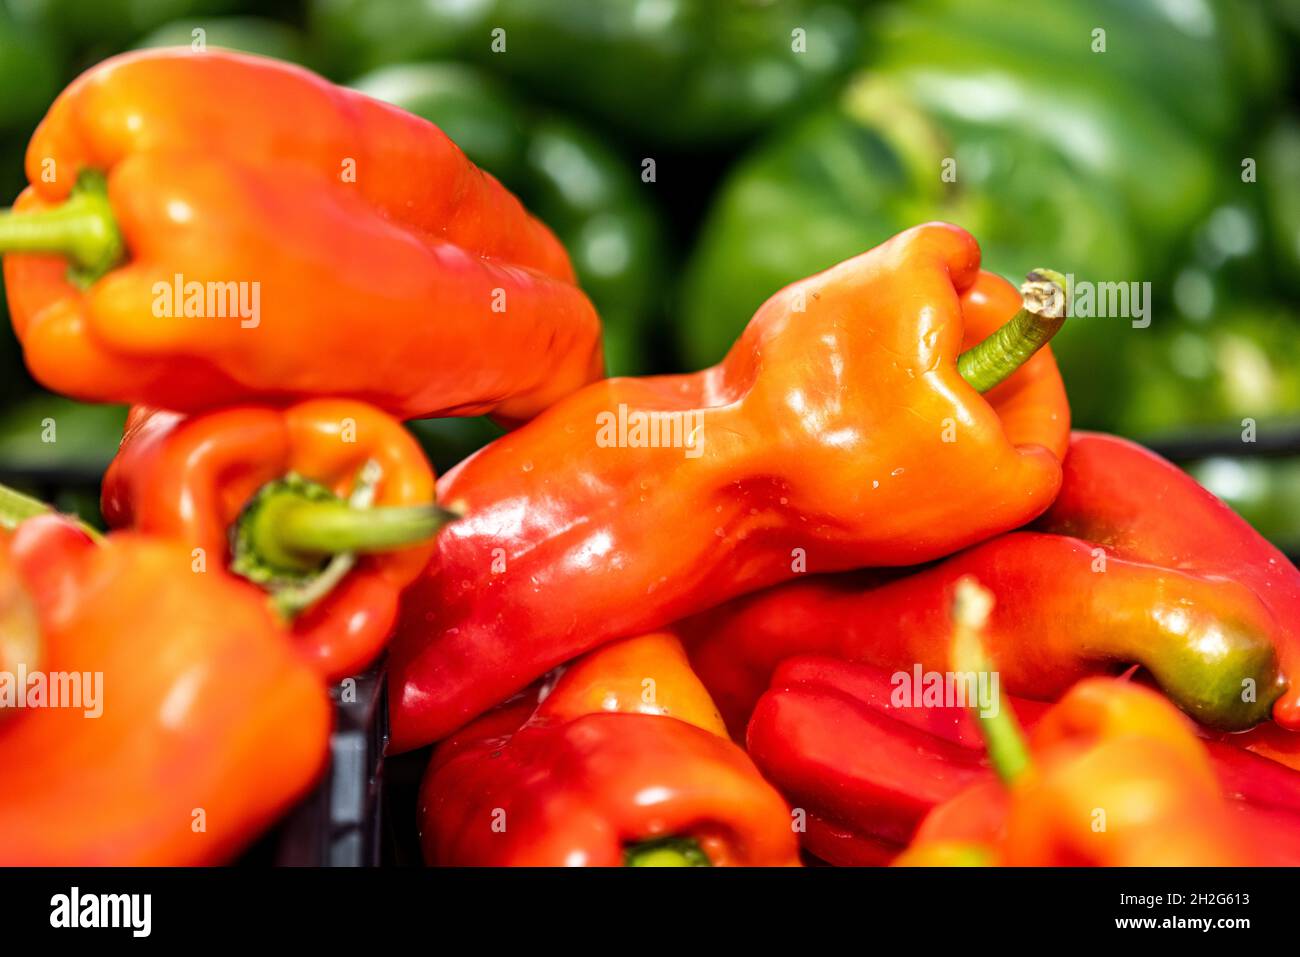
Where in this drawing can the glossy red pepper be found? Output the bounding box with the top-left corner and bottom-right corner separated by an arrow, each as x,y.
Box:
419,632 -> 801,866
389,223 -> 1071,751
686,432 -> 1297,735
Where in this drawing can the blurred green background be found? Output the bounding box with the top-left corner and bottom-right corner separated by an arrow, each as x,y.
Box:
0,0 -> 1298,546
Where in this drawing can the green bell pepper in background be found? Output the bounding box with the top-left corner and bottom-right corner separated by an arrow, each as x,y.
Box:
350,62 -> 666,377
1259,118 -> 1300,292
0,394 -> 126,526
1139,105 -> 1300,441
870,0 -> 1281,150
0,394 -> 126,474
1120,303 -> 1300,439
405,415 -> 506,478
865,0 -> 1242,264
1270,0 -> 1300,49
0,2 -> 60,135
856,0 -> 1287,435
8,0 -> 246,50
135,15 -> 313,66
678,0 -> 1286,433
679,76 -> 1145,427
312,0 -> 863,147
525,119 -> 666,375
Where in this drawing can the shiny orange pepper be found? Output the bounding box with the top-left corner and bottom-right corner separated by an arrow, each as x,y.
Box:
0,49 -> 602,420
101,399 -> 447,681
418,632 -> 801,866
0,514 -> 330,865
390,222 -> 1070,750
535,631 -> 729,735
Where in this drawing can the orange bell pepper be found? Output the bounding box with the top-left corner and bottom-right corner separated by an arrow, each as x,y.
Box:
0,513 -> 330,865
0,49 -> 602,420
389,223 -> 1070,750
418,632 -> 801,866
101,399 -> 454,682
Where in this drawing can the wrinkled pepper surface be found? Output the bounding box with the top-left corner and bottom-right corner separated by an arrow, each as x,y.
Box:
686,431 -> 1300,735
419,632 -> 800,866
0,49 -> 602,420
312,0 -> 861,146
102,399 -> 453,682
748,656 -> 1300,866
0,513 -> 331,865
389,223 -> 1071,750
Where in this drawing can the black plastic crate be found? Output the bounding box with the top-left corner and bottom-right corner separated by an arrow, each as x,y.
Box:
269,663 -> 388,866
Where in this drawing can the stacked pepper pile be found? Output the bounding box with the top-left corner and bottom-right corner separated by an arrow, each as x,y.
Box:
3,47 -> 1300,868
0,49 -> 604,863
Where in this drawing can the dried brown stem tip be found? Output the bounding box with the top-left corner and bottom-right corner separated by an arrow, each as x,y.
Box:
1021,269 -> 1069,319
957,267 -> 1070,393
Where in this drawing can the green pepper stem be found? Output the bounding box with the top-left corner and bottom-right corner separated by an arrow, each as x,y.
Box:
271,499 -> 458,557
0,170 -> 126,286
0,482 -> 103,542
229,463 -> 458,617
957,268 -> 1069,393
951,576 -> 1032,785
624,837 -> 712,867
0,484 -> 58,530
236,476 -> 456,578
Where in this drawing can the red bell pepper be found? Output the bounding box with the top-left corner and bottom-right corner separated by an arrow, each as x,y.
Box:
687,431 -> 1299,736
748,655 -> 1300,866
419,632 -> 801,866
